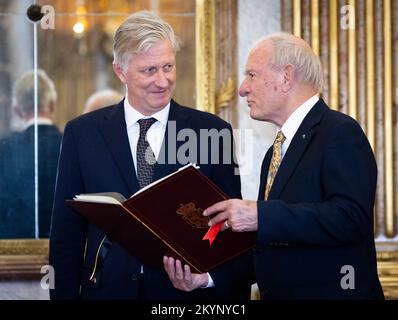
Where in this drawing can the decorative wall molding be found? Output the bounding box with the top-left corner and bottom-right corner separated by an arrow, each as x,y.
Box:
0,240 -> 48,279
196,0 -> 216,114
377,243 -> 398,299
196,0 -> 238,124
216,77 -> 236,111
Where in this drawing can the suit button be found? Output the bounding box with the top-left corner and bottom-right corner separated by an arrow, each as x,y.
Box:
131,273 -> 138,281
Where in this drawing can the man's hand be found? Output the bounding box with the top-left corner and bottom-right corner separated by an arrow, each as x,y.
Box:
163,256 -> 209,291
203,199 -> 258,232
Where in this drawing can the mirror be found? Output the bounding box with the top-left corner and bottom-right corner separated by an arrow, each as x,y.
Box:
0,0 -> 213,278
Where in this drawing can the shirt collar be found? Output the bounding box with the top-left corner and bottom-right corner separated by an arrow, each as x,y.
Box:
280,94 -> 319,141
124,96 -> 170,128
24,117 -> 53,130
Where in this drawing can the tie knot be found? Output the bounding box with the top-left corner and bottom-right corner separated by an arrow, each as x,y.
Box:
274,131 -> 286,145
138,118 -> 157,135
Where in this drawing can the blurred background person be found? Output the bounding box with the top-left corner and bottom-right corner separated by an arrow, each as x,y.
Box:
83,89 -> 124,114
0,69 -> 62,238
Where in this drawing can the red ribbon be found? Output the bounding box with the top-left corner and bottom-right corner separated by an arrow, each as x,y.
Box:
202,221 -> 223,245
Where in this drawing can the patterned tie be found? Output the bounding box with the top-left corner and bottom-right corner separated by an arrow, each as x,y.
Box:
264,131 -> 286,200
136,118 -> 157,188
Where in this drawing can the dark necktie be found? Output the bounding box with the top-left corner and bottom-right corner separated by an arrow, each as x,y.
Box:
264,131 -> 286,200
136,118 -> 157,188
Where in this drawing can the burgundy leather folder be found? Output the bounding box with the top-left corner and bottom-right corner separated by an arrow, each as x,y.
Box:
67,165 -> 256,273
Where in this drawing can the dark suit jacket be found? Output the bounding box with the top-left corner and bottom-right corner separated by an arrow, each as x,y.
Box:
49,100 -> 250,300
0,124 -> 62,238
254,99 -> 384,299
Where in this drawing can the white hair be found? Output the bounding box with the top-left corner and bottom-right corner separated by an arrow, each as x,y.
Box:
258,33 -> 324,92
12,69 -> 57,115
83,89 -> 124,114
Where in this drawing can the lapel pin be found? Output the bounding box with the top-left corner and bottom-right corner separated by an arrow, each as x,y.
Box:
302,134 -> 306,139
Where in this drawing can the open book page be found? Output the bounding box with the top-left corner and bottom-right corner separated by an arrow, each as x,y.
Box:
72,164 -> 199,204
129,163 -> 200,198
74,192 -> 126,204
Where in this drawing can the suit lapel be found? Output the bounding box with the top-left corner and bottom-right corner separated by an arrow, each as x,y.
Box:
153,100 -> 190,181
98,100 -> 193,192
99,101 -> 139,195
266,99 -> 328,200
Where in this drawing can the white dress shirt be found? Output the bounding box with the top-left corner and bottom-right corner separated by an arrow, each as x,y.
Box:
123,97 -> 214,287
124,97 -> 169,171
279,94 -> 319,158
124,97 -> 168,275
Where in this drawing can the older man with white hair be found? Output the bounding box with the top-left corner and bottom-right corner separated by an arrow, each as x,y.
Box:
200,33 -> 384,300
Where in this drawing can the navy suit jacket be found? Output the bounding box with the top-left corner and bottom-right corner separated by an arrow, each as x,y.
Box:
50,100 -> 250,300
0,124 -> 62,238
254,99 -> 384,299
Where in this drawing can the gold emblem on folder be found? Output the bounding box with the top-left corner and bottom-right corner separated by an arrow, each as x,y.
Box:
177,203 -> 209,228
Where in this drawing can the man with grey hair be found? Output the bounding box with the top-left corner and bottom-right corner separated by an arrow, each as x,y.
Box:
50,11 -> 249,300
0,69 -> 62,238
83,89 -> 124,114
201,33 -> 384,299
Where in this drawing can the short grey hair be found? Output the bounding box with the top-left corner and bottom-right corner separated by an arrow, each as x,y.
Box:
12,69 -> 57,115
113,11 -> 180,71
261,33 -> 324,92
83,89 -> 124,114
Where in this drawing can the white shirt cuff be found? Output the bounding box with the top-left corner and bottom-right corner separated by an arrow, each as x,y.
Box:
201,273 -> 214,288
